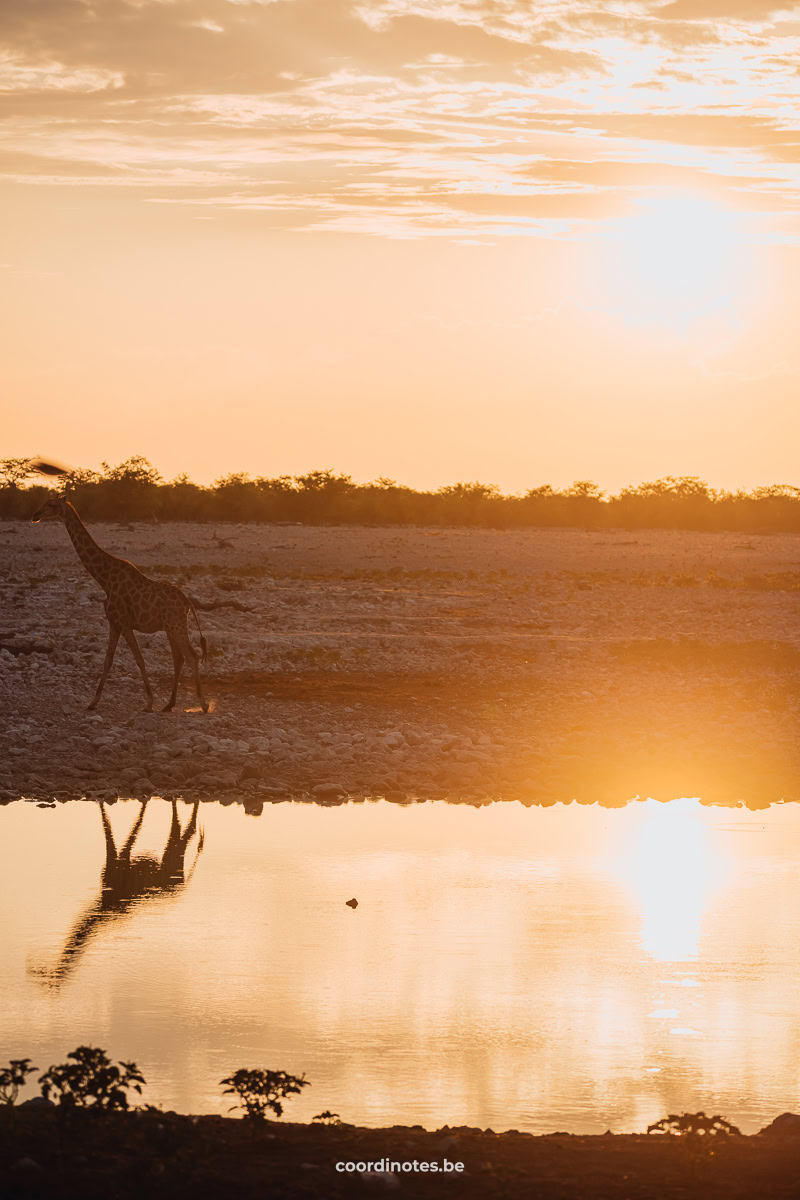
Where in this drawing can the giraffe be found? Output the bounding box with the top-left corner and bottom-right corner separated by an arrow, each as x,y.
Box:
31,494 -> 209,712
30,798 -> 204,985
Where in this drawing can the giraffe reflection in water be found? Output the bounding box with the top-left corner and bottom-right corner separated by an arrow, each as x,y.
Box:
32,799 -> 204,986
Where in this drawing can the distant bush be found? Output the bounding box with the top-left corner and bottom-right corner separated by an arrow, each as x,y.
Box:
220,1068 -> 310,1122
39,1046 -> 146,1111
7,456 -> 800,531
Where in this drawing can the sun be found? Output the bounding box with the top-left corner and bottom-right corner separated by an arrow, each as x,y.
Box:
594,189 -> 751,331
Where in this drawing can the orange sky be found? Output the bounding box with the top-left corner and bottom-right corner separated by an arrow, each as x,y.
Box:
3,0 -> 800,491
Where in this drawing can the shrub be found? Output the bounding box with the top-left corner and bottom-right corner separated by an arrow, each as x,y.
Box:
39,1046 -> 146,1110
313,1110 -> 342,1125
0,1059 -> 37,1106
647,1111 -> 742,1136
220,1068 -> 309,1121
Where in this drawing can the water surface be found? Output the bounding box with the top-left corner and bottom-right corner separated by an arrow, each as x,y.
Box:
2,796 -> 799,1133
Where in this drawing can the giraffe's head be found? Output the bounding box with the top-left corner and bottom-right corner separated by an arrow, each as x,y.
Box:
31,494 -> 69,523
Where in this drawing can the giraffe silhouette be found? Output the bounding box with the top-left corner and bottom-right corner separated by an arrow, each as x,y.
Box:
30,799 -> 204,986
32,495 -> 208,712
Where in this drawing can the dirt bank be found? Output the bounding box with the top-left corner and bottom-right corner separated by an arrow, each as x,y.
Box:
2,521 -> 800,806
3,1107 -> 800,1200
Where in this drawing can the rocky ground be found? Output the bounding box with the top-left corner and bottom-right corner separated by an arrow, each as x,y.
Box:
2,519 -> 800,807
3,1107 -> 800,1199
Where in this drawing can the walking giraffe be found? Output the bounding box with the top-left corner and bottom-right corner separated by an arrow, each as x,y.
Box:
31,494 -> 209,712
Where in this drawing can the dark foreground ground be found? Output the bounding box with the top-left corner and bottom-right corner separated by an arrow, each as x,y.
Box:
3,1109 -> 800,1200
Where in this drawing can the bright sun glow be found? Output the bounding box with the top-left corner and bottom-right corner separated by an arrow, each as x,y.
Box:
616,798 -> 723,962
597,190 -> 751,331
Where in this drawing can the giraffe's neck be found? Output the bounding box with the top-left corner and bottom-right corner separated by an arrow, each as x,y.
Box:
63,502 -> 117,589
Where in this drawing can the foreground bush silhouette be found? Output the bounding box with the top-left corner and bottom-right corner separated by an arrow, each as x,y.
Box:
312,1110 -> 342,1125
220,1068 -> 309,1121
0,1059 -> 37,1106
647,1111 -> 742,1136
39,1046 -> 145,1110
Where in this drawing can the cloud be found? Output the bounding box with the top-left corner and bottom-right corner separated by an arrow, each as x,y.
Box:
655,0 -> 796,19
0,0 -> 799,237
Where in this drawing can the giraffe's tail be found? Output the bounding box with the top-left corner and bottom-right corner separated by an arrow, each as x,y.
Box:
182,592 -> 209,663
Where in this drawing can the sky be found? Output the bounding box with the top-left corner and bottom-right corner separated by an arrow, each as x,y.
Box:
2,0 -> 800,492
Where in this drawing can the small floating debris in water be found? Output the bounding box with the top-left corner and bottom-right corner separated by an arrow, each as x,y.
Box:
346,898 -> 358,909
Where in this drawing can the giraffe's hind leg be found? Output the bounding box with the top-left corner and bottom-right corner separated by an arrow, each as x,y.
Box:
162,634 -> 184,712
88,621 -> 120,711
122,628 -> 154,712
175,626 -> 208,713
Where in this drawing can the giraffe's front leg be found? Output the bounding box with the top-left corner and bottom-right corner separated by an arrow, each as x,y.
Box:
88,622 -> 120,711
162,633 -> 184,712
122,628 -> 154,712
120,799 -> 148,859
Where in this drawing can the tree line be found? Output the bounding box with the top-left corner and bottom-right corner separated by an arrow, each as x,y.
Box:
3,456 -> 800,531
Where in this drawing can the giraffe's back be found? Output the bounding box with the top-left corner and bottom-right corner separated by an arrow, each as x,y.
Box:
105,563 -> 188,633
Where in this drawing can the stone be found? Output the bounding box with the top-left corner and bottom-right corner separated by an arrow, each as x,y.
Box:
10,1157 -> 45,1177
760,1112 -> 800,1137
238,763 -> 263,782
362,1171 -> 400,1190
312,782 -> 346,798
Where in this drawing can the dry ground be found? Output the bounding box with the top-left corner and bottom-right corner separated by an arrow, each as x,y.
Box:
3,1108 -> 800,1200
1,521 -> 800,806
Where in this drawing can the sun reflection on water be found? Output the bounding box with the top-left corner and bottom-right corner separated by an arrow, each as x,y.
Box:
616,798 -> 723,963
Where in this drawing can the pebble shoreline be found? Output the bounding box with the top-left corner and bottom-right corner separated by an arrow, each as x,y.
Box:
2,521 -> 800,808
